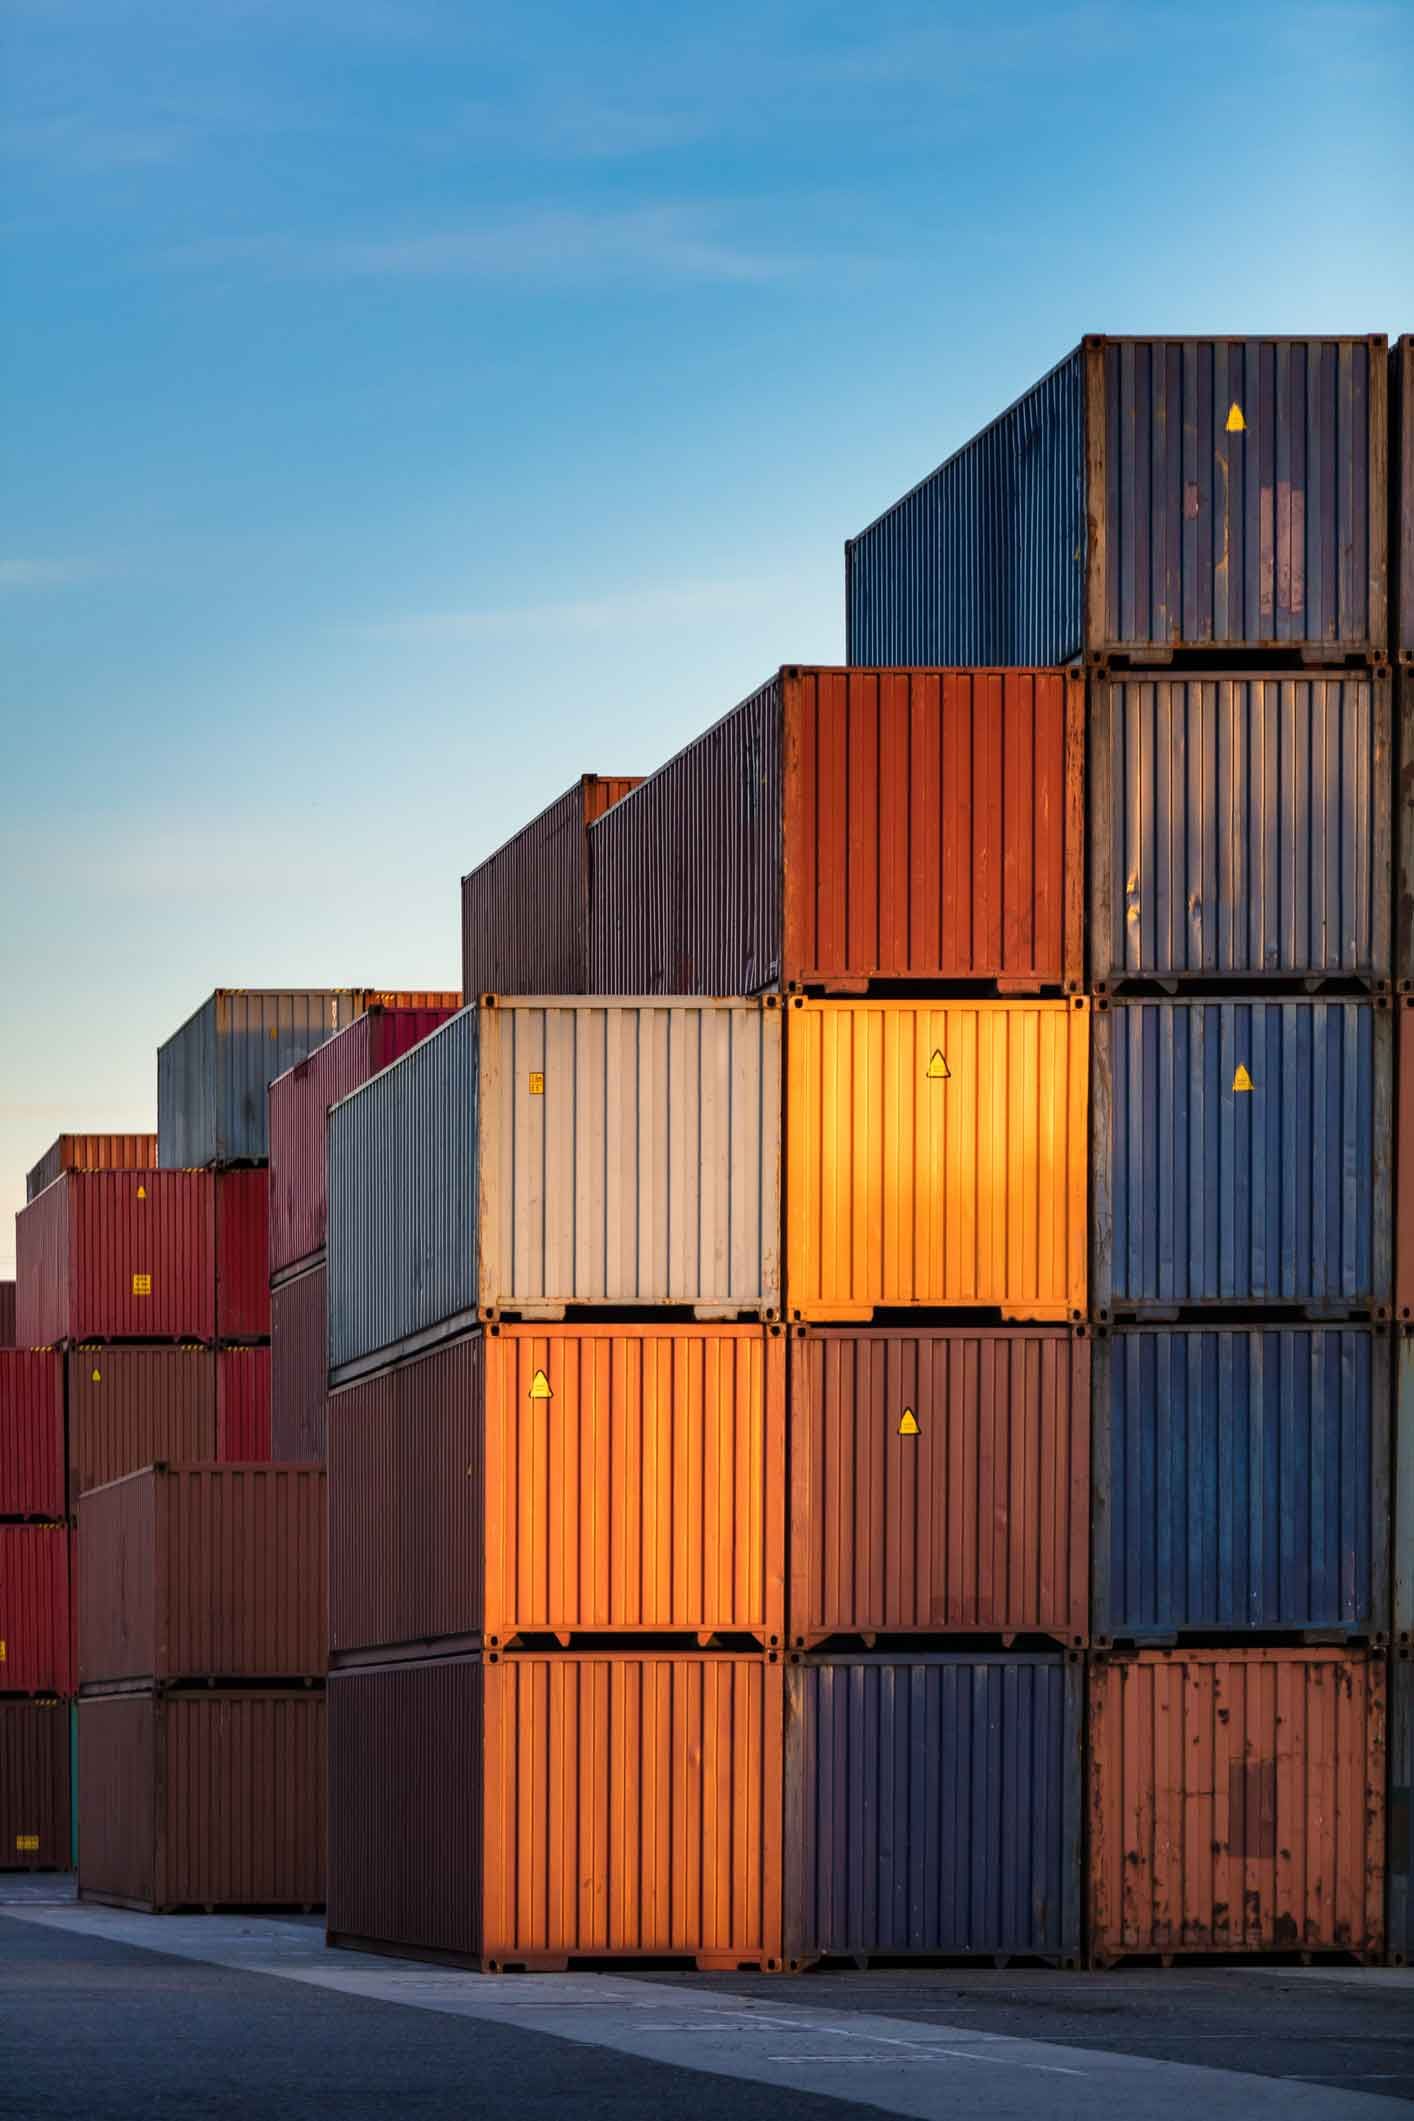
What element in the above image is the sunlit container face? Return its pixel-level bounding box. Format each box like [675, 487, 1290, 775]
[462, 775, 640, 1002]
[66, 1347, 217, 1498]
[25, 1134, 158, 1203]
[785, 999, 1089, 1322]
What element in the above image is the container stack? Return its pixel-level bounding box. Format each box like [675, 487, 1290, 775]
[0, 1345, 70, 1875]
[1393, 333, 1414, 1967]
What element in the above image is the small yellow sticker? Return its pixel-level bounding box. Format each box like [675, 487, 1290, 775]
[91, 1369, 102, 1384]
[136, 1184, 147, 1200]
[898, 1408, 920, 1437]
[925, 1051, 950, 1081]
[529, 1368, 553, 1402]
[528, 1071, 545, 1096]
[15, 1835, 39, 1852]
[1225, 401, 1246, 433]
[132, 1273, 152, 1297]
[1233, 1064, 1254, 1092]
[0, 1641, 6, 1662]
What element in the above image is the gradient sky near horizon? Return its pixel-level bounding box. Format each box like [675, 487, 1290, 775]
[3, 0, 1413, 1270]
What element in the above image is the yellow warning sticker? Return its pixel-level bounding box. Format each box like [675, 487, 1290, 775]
[528, 1071, 545, 1096]
[136, 1184, 147, 1200]
[1233, 1064, 1254, 1092]
[0, 1641, 6, 1662]
[1225, 401, 1246, 433]
[898, 1408, 920, 1437]
[529, 1368, 553, 1402]
[925, 1051, 950, 1081]
[15, 1835, 39, 1852]
[131, 1273, 152, 1297]
[91, 1369, 102, 1384]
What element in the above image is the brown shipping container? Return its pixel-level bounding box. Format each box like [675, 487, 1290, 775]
[216, 1348, 271, 1462]
[461, 775, 641, 1002]
[590, 668, 1083, 998]
[78, 1690, 325, 1911]
[271, 1263, 327, 1463]
[0, 1282, 15, 1347]
[0, 1700, 70, 1872]
[25, 1133, 158, 1204]
[1401, 998, 1414, 1320]
[78, 1465, 326, 1688]
[790, 1328, 1089, 1648]
[16, 1170, 215, 1346]
[1089, 1649, 1385, 1963]
[327, 1653, 784, 1968]
[67, 1347, 217, 1498]
[0, 1526, 73, 1695]
[329, 1325, 785, 1659]
[0, 1352, 66, 1520]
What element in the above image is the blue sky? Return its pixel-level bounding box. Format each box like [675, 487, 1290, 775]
[3, 0, 1412, 1266]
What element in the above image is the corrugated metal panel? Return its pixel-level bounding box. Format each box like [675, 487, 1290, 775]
[0, 1527, 72, 1694]
[785, 1655, 1082, 1961]
[790, 1329, 1089, 1647]
[78, 1691, 325, 1912]
[67, 1347, 217, 1498]
[1094, 1328, 1387, 1639]
[1093, 999, 1392, 1315]
[1397, 1333, 1413, 1645]
[215, 1168, 269, 1339]
[786, 999, 1088, 1322]
[78, 1465, 326, 1687]
[1092, 675, 1391, 987]
[0, 1282, 13, 1347]
[216, 1347, 271, 1462]
[0, 1700, 70, 1872]
[1391, 1650, 1412, 1962]
[25, 1134, 158, 1203]
[1399, 1001, 1414, 1319]
[158, 989, 369, 1168]
[271, 1263, 327, 1463]
[461, 775, 641, 1002]
[0, 1352, 65, 1519]
[1396, 338, 1413, 668]
[1401, 680, 1414, 990]
[1089, 1649, 1386, 1961]
[15, 1171, 216, 1346]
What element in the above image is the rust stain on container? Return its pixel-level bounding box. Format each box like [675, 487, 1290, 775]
[271, 1262, 327, 1463]
[67, 1347, 217, 1498]
[0, 1352, 65, 1519]
[461, 775, 641, 1002]
[0, 1526, 73, 1695]
[789, 1328, 1089, 1647]
[786, 999, 1088, 1321]
[25, 1134, 158, 1204]
[215, 1168, 270, 1339]
[0, 1700, 70, 1871]
[1088, 1649, 1386, 1963]
[216, 1348, 271, 1462]
[16, 1171, 216, 1346]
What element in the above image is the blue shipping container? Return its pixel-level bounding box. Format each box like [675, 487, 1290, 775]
[158, 990, 367, 1167]
[784, 1655, 1082, 1963]
[1093, 1327, 1388, 1641]
[1092, 999, 1392, 1316]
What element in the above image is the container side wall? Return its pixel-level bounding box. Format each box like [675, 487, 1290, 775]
[1397, 339, 1413, 666]
[271, 1264, 328, 1462]
[76, 1475, 157, 1688]
[1399, 1003, 1414, 1318]
[1392, 1653, 1412, 1960]
[0, 1353, 66, 1519]
[215, 1168, 270, 1339]
[160, 990, 365, 1167]
[1397, 1336, 1414, 1643]
[160, 1694, 326, 1909]
[0, 1528, 72, 1695]
[18, 1172, 217, 1344]
[463, 777, 640, 1001]
[77, 1694, 155, 1907]
[13, 1178, 70, 1349]
[0, 1701, 70, 1871]
[26, 1135, 158, 1203]
[216, 1348, 272, 1462]
[67, 1347, 217, 1498]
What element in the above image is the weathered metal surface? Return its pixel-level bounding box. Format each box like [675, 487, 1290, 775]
[67, 1346, 217, 1497]
[847, 337, 1387, 666]
[78, 1465, 326, 1688]
[0, 1700, 70, 1872]
[785, 1654, 1082, 1961]
[1396, 1333, 1414, 1645]
[1399, 1001, 1414, 1318]
[271, 1263, 327, 1463]
[1401, 679, 1414, 990]
[0, 1282, 13, 1347]
[462, 775, 640, 1002]
[16, 1171, 216, 1346]
[216, 1347, 271, 1462]
[590, 668, 1083, 996]
[0, 1526, 72, 1694]
[215, 1168, 269, 1340]
[0, 1352, 65, 1519]
[1391, 1650, 1412, 1962]
[78, 1691, 325, 1912]
[25, 1134, 157, 1204]
[1088, 1648, 1386, 1961]
[1092, 998, 1392, 1315]
[1394, 337, 1413, 668]
[1094, 1327, 1388, 1639]
[1092, 674, 1391, 987]
[786, 999, 1088, 1322]
[157, 989, 368, 1168]
[789, 1328, 1089, 1646]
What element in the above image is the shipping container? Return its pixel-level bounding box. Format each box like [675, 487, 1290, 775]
[1400, 1001, 1414, 1318]
[1092, 674, 1391, 989]
[328, 1000, 782, 1380]
[78, 1690, 325, 1912]
[25, 1134, 158, 1204]
[1397, 1332, 1413, 1645]
[589, 669, 1083, 998]
[785, 1655, 1082, 1963]
[268, 1003, 461, 1280]
[329, 1324, 784, 1661]
[0, 1527, 72, 1694]
[67, 1346, 217, 1498]
[214, 1168, 269, 1339]
[0, 1352, 65, 1520]
[461, 776, 639, 1004]
[1391, 1650, 1412, 1962]
[157, 989, 370, 1168]
[789, 1328, 1088, 1647]
[0, 1700, 70, 1872]
[0, 1283, 15, 1347]
[16, 1170, 216, 1346]
[846, 337, 1387, 668]
[271, 1263, 327, 1463]
[1093, 998, 1391, 1316]
[1090, 1648, 1385, 1962]
[1094, 1328, 1388, 1641]
[78, 1465, 325, 1688]
[328, 1652, 783, 1969]
[786, 998, 1088, 1323]
[1401, 682, 1414, 989]
[216, 1348, 271, 1463]
[1395, 337, 1413, 667]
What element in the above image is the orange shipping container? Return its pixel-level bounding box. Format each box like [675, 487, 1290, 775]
[786, 999, 1088, 1322]
[1089, 1649, 1385, 1964]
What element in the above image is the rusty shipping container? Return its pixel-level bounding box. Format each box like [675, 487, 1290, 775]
[846, 336, 1387, 668]
[0, 1527, 72, 1694]
[158, 988, 373, 1168]
[271, 1263, 327, 1463]
[327, 1652, 784, 1969]
[0, 1700, 70, 1872]
[1396, 336, 1413, 667]
[329, 1325, 785, 1661]
[67, 1347, 217, 1498]
[589, 669, 1084, 998]
[214, 1168, 269, 1339]
[16, 1170, 216, 1346]
[462, 776, 641, 1003]
[25, 1134, 158, 1204]
[1400, 1001, 1414, 1320]
[1094, 1328, 1388, 1642]
[0, 1282, 13, 1347]
[328, 1000, 782, 1381]
[78, 1465, 325, 1688]
[1093, 998, 1391, 1317]
[1089, 1648, 1385, 1962]
[786, 998, 1088, 1323]
[78, 1690, 325, 1912]
[216, 1348, 271, 1462]
[1092, 674, 1392, 990]
[0, 1352, 65, 1520]
[268, 1003, 460, 1280]
[1397, 1333, 1413, 1645]
[1392, 1650, 1412, 1962]
[789, 1328, 1089, 1648]
[785, 1655, 1082, 1963]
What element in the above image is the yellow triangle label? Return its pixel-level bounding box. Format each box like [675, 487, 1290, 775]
[1225, 401, 1246, 433]
[898, 1408, 920, 1436]
[528, 1368, 553, 1402]
[925, 1050, 950, 1080]
[1232, 1064, 1254, 1092]
[136, 1184, 147, 1199]
[91, 1369, 102, 1384]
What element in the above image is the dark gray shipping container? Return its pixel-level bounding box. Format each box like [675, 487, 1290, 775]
[1092, 999, 1392, 1317]
[785, 1654, 1082, 1964]
[461, 775, 640, 1002]
[158, 991, 366, 1167]
[847, 337, 1387, 668]
[1392, 1650, 1412, 1963]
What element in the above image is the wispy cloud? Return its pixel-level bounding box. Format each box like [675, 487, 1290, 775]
[0, 558, 90, 590]
[361, 577, 791, 641]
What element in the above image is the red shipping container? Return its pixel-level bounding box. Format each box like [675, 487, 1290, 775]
[67, 1347, 217, 1498]
[271, 1263, 327, 1462]
[16, 1171, 215, 1346]
[0, 1526, 73, 1694]
[460, 777, 640, 1007]
[268, 1004, 461, 1280]
[217, 1348, 271, 1461]
[0, 1353, 66, 1519]
[0, 1700, 70, 1872]
[0, 1282, 15, 1347]
[25, 1133, 158, 1204]
[215, 1168, 269, 1339]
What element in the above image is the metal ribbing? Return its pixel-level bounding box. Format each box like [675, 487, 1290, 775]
[68, 1347, 217, 1498]
[159, 990, 364, 1167]
[270, 1264, 328, 1463]
[0, 1526, 72, 1694]
[0, 1352, 65, 1518]
[160, 1694, 326, 1909]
